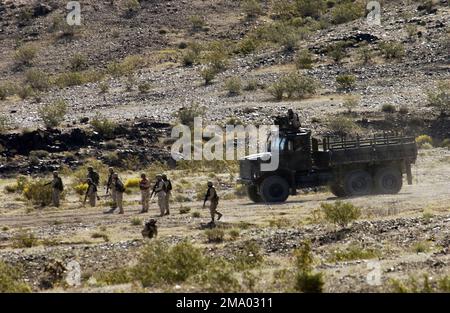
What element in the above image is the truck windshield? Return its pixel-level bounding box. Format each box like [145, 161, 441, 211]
[267, 135, 286, 152]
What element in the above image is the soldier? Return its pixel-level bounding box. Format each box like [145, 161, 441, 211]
[202, 181, 222, 223]
[87, 166, 100, 186]
[45, 171, 64, 207]
[112, 173, 125, 214]
[105, 167, 117, 213]
[141, 219, 158, 239]
[151, 174, 167, 217]
[287, 109, 301, 129]
[162, 174, 172, 216]
[84, 178, 97, 207]
[139, 173, 151, 214]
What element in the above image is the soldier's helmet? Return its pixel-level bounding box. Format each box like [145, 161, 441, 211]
[141, 173, 146, 178]
[112, 173, 118, 179]
[162, 174, 167, 179]
[88, 166, 94, 171]
[108, 167, 114, 173]
[53, 171, 59, 176]
[207, 181, 213, 187]
[156, 174, 162, 178]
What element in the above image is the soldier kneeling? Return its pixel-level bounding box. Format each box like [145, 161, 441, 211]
[141, 219, 158, 239]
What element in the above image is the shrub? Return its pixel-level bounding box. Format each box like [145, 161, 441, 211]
[244, 79, 258, 91]
[190, 15, 205, 31]
[124, 178, 140, 189]
[327, 42, 346, 63]
[242, 0, 263, 18]
[133, 241, 205, 286]
[90, 115, 118, 138]
[69, 53, 88, 71]
[192, 211, 201, 218]
[0, 83, 17, 100]
[17, 85, 34, 100]
[330, 243, 380, 262]
[22, 179, 54, 206]
[427, 81, 449, 116]
[441, 138, 450, 148]
[205, 228, 225, 243]
[238, 37, 259, 55]
[4, 184, 18, 193]
[71, 159, 109, 185]
[182, 49, 198, 66]
[293, 240, 324, 293]
[14, 44, 38, 67]
[415, 135, 433, 148]
[138, 82, 151, 93]
[331, 2, 365, 24]
[106, 55, 144, 77]
[412, 241, 432, 253]
[54, 71, 103, 88]
[399, 106, 409, 114]
[405, 24, 418, 41]
[343, 96, 358, 113]
[271, 0, 296, 20]
[381, 104, 396, 113]
[390, 274, 450, 293]
[379, 41, 405, 60]
[179, 206, 191, 214]
[176, 103, 205, 127]
[73, 183, 88, 195]
[229, 229, 240, 240]
[295, 0, 326, 19]
[295, 50, 314, 69]
[0, 115, 9, 133]
[38, 100, 67, 129]
[0, 261, 31, 292]
[233, 240, 263, 270]
[358, 45, 373, 64]
[124, 0, 141, 17]
[336, 74, 356, 91]
[99, 82, 109, 94]
[321, 201, 361, 228]
[195, 259, 241, 292]
[12, 230, 39, 248]
[200, 67, 217, 85]
[91, 232, 109, 242]
[269, 72, 317, 100]
[224, 77, 242, 96]
[25, 69, 50, 91]
[131, 217, 142, 226]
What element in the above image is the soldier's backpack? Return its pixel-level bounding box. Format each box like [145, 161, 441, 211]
[56, 178, 64, 192]
[116, 181, 126, 193]
[166, 180, 172, 191]
[91, 172, 100, 185]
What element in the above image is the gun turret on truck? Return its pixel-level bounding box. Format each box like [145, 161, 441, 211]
[239, 117, 418, 203]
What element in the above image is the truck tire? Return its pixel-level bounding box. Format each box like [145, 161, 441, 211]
[374, 167, 403, 194]
[329, 183, 347, 197]
[343, 170, 373, 196]
[246, 185, 263, 203]
[260, 176, 290, 203]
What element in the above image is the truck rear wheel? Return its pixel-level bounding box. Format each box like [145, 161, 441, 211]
[374, 167, 403, 194]
[343, 170, 373, 196]
[329, 183, 347, 197]
[260, 176, 290, 203]
[246, 185, 262, 203]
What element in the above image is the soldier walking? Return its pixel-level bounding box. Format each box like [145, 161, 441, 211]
[151, 174, 167, 217]
[202, 181, 222, 223]
[87, 166, 100, 201]
[105, 167, 117, 213]
[139, 173, 151, 213]
[45, 171, 64, 207]
[84, 178, 97, 207]
[112, 173, 125, 214]
[162, 174, 172, 216]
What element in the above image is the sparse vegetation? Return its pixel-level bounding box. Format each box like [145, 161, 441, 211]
[379, 41, 405, 60]
[13, 230, 39, 248]
[190, 15, 206, 32]
[415, 135, 433, 148]
[343, 96, 358, 113]
[38, 100, 67, 129]
[327, 116, 360, 135]
[331, 2, 365, 25]
[242, 0, 263, 18]
[90, 115, 118, 138]
[358, 45, 373, 64]
[224, 77, 242, 96]
[22, 179, 55, 207]
[14, 44, 38, 67]
[327, 42, 346, 63]
[427, 81, 449, 116]
[91, 232, 110, 242]
[295, 49, 314, 69]
[381, 104, 396, 113]
[131, 217, 142, 226]
[321, 201, 361, 228]
[269, 72, 317, 101]
[329, 243, 381, 262]
[205, 228, 225, 243]
[336, 74, 356, 91]
[294, 240, 324, 293]
[25, 69, 50, 91]
[390, 274, 450, 293]
[200, 66, 217, 85]
[70, 53, 88, 71]
[0, 261, 31, 292]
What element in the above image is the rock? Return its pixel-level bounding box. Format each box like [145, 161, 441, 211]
[33, 3, 53, 17]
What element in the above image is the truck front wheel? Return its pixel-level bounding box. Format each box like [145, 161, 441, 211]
[343, 170, 373, 196]
[329, 183, 347, 197]
[247, 185, 263, 203]
[260, 176, 290, 203]
[374, 167, 403, 194]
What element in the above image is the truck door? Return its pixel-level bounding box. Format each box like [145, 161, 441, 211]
[285, 135, 312, 172]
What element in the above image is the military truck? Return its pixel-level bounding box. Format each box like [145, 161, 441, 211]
[239, 118, 418, 203]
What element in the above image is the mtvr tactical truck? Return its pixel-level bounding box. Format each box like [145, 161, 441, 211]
[239, 118, 418, 203]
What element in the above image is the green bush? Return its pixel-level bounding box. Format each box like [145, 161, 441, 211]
[25, 69, 50, 91]
[379, 41, 405, 60]
[415, 135, 433, 148]
[69, 53, 88, 71]
[195, 259, 241, 292]
[336, 74, 356, 91]
[293, 240, 324, 293]
[237, 37, 259, 55]
[233, 240, 263, 270]
[295, 49, 314, 69]
[13, 230, 39, 248]
[38, 100, 67, 129]
[343, 96, 358, 113]
[0, 83, 17, 100]
[0, 115, 9, 133]
[176, 103, 205, 127]
[200, 67, 217, 85]
[242, 0, 263, 18]
[90, 115, 118, 138]
[179, 207, 191, 214]
[99, 82, 109, 94]
[133, 241, 205, 286]
[106, 55, 144, 77]
[0, 261, 31, 292]
[331, 2, 365, 25]
[190, 15, 205, 31]
[224, 77, 242, 96]
[330, 243, 380, 262]
[14, 44, 38, 67]
[192, 211, 201, 218]
[269, 72, 317, 100]
[244, 79, 258, 91]
[358, 45, 373, 64]
[321, 201, 361, 228]
[182, 49, 199, 66]
[295, 0, 326, 19]
[138, 82, 151, 93]
[54, 71, 103, 88]
[17, 85, 34, 100]
[22, 179, 55, 206]
[327, 42, 346, 63]
[229, 229, 240, 240]
[381, 104, 396, 113]
[427, 81, 449, 116]
[205, 228, 225, 243]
